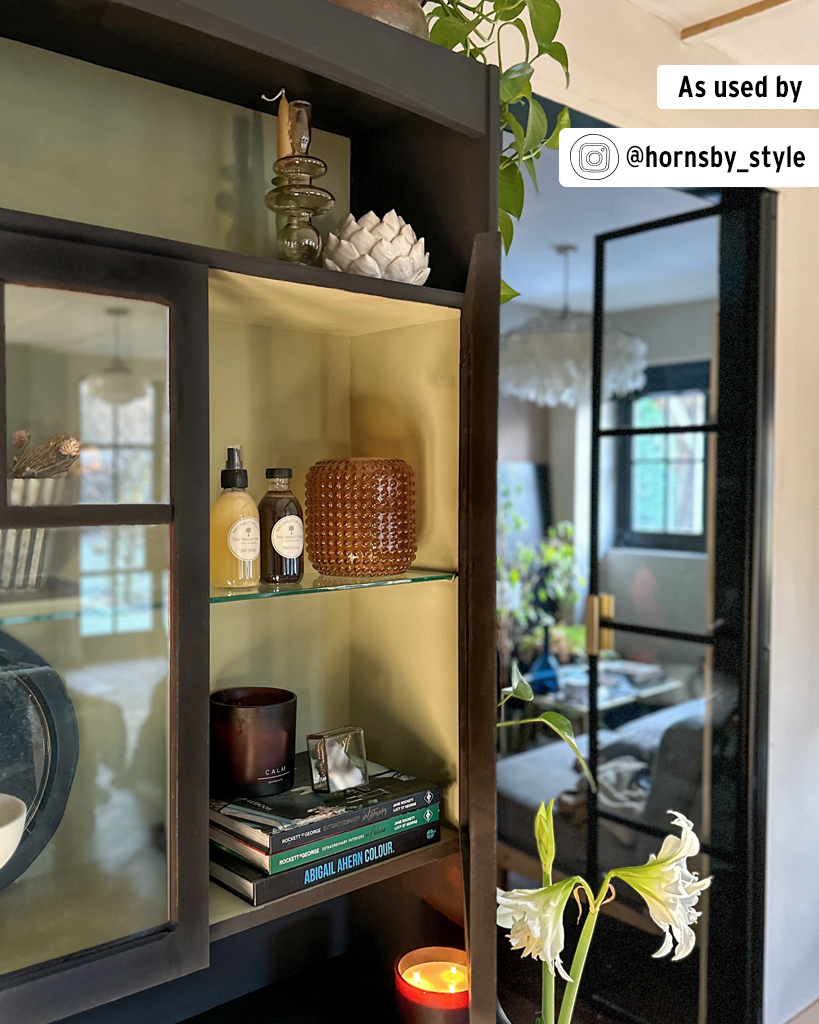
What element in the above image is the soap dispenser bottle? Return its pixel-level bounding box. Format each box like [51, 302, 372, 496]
[210, 446, 260, 589]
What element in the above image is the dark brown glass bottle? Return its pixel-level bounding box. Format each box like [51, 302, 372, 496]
[258, 468, 304, 583]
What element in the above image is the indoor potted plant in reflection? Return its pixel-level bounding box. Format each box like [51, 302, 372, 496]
[496, 676, 711, 1024]
[496, 492, 579, 695]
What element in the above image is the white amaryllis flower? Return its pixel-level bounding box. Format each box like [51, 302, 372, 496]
[496, 877, 581, 980]
[611, 811, 711, 961]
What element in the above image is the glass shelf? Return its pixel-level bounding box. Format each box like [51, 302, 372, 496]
[210, 568, 456, 604]
[0, 588, 165, 627]
[0, 570, 456, 625]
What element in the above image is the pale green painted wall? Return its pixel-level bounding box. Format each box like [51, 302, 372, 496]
[0, 37, 350, 254]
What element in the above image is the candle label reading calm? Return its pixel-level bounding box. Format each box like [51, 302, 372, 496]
[228, 517, 261, 560]
[272, 515, 304, 558]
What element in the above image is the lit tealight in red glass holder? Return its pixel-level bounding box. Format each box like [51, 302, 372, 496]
[395, 947, 469, 1024]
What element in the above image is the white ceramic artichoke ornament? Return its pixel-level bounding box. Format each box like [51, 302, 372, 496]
[325, 210, 430, 285]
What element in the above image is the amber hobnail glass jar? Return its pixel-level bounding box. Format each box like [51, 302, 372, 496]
[305, 457, 417, 576]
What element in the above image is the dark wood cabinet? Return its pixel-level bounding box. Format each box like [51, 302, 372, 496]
[0, 4, 499, 1022]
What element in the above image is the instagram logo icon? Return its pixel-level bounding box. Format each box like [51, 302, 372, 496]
[570, 134, 619, 179]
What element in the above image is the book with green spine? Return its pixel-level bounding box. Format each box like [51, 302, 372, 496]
[209, 822, 442, 906]
[211, 804, 440, 874]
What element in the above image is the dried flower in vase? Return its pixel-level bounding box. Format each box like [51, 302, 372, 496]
[9, 433, 81, 479]
[9, 430, 31, 478]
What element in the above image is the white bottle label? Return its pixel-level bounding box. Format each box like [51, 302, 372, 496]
[228, 517, 260, 561]
[272, 515, 304, 558]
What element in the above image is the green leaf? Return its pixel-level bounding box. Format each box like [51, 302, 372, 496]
[499, 162, 524, 219]
[524, 0, 561, 51]
[429, 15, 471, 48]
[497, 0, 526, 19]
[499, 62, 534, 104]
[522, 155, 539, 190]
[502, 108, 525, 157]
[545, 104, 571, 149]
[508, 17, 531, 61]
[535, 800, 556, 879]
[510, 660, 534, 701]
[501, 279, 520, 303]
[498, 208, 514, 255]
[542, 40, 570, 85]
[537, 712, 596, 791]
[523, 96, 549, 153]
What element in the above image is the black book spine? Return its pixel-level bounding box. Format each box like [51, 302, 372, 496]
[210, 822, 441, 905]
[220, 783, 441, 854]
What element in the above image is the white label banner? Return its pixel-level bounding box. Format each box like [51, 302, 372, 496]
[657, 65, 819, 109]
[559, 128, 819, 187]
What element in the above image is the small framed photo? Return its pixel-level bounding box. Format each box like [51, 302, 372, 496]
[307, 726, 368, 793]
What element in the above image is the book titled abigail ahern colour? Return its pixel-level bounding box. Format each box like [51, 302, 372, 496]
[210, 822, 441, 906]
[211, 804, 440, 874]
[209, 752, 440, 855]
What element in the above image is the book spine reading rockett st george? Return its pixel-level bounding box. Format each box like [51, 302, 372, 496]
[210, 782, 441, 854]
[210, 822, 441, 905]
[211, 804, 441, 874]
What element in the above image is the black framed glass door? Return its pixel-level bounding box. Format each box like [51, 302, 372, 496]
[584, 191, 774, 1024]
[0, 229, 211, 1023]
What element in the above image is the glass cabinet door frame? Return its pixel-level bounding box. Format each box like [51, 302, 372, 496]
[586, 190, 775, 1024]
[0, 228, 211, 1023]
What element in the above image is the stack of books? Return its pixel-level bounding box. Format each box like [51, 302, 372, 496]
[209, 752, 442, 906]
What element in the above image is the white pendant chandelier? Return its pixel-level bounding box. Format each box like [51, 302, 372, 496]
[500, 245, 648, 409]
[85, 308, 148, 405]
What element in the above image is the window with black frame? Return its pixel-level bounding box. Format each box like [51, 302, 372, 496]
[615, 362, 710, 553]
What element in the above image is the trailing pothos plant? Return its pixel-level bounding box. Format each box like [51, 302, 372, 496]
[426, 0, 571, 302]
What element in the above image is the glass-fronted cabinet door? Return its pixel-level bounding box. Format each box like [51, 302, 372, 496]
[0, 230, 210, 1024]
[584, 193, 772, 1024]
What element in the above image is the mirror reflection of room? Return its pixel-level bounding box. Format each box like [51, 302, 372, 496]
[496, 145, 722, 1022]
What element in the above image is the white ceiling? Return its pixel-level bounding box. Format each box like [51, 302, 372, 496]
[623, 0, 751, 31]
[623, 0, 819, 62]
[4, 285, 168, 359]
[699, 0, 819, 62]
[502, 148, 718, 312]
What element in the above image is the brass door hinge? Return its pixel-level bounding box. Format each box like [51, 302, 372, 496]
[585, 593, 615, 655]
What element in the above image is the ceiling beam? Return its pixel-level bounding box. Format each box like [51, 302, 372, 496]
[681, 0, 798, 39]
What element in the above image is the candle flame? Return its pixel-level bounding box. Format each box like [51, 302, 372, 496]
[402, 961, 469, 994]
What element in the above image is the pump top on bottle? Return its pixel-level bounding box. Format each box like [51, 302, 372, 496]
[210, 446, 260, 589]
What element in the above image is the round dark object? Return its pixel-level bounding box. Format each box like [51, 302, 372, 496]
[210, 687, 297, 797]
[0, 630, 79, 894]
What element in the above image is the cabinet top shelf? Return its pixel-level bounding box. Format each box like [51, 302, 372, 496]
[0, 207, 467, 313]
[0, 0, 492, 138]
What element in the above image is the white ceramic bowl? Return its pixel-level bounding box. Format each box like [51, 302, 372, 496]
[0, 794, 26, 871]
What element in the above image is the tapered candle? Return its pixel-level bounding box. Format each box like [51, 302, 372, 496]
[277, 92, 291, 160]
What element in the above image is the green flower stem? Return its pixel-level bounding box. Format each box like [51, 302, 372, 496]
[556, 879, 610, 1024]
[542, 960, 555, 1024]
[542, 865, 555, 1024]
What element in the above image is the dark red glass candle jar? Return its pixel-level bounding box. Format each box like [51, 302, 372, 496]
[395, 947, 469, 1024]
[210, 687, 297, 798]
